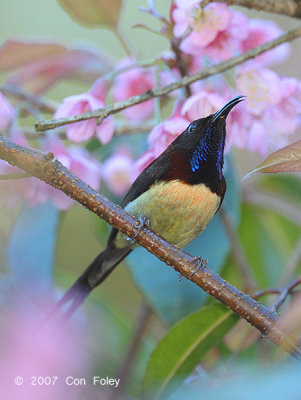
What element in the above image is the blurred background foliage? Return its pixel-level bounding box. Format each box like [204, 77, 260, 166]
[0, 1, 301, 399]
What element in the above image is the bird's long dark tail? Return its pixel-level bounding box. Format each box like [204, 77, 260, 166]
[48, 245, 132, 322]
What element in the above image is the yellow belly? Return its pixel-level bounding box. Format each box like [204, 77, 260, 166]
[115, 180, 221, 249]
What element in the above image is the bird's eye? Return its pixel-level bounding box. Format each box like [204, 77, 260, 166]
[188, 123, 196, 134]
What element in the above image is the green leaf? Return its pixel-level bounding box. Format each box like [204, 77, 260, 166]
[57, 0, 123, 28]
[238, 203, 301, 287]
[258, 175, 301, 205]
[244, 140, 301, 180]
[143, 304, 238, 400]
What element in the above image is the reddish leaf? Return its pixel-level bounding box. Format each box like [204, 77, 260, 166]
[5, 49, 102, 94]
[244, 140, 301, 180]
[0, 39, 112, 94]
[0, 40, 67, 72]
[58, 0, 123, 28]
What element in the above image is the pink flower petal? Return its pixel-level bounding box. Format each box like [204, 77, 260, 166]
[102, 153, 133, 196]
[236, 68, 281, 116]
[112, 58, 155, 122]
[0, 92, 14, 131]
[96, 115, 115, 145]
[181, 90, 225, 121]
[240, 19, 290, 67]
[66, 119, 97, 142]
[248, 121, 268, 155]
[55, 92, 112, 144]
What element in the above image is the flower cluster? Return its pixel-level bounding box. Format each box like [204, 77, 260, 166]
[173, 1, 249, 61]
[132, 0, 300, 173]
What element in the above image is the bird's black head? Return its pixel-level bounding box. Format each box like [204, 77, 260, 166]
[168, 95, 245, 194]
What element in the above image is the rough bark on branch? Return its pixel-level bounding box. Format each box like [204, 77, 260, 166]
[0, 135, 301, 359]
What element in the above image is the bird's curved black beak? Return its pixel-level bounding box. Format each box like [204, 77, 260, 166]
[212, 95, 246, 122]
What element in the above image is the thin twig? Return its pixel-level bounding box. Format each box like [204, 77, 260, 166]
[0, 85, 57, 114]
[139, 0, 170, 26]
[253, 288, 282, 300]
[271, 277, 301, 312]
[35, 27, 301, 132]
[220, 208, 257, 292]
[253, 277, 301, 312]
[1, 136, 301, 359]
[23, 122, 153, 140]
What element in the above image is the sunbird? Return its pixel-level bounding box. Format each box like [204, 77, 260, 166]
[56, 95, 245, 318]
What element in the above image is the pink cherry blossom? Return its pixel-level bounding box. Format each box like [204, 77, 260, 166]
[247, 120, 268, 156]
[148, 116, 190, 157]
[112, 58, 155, 122]
[201, 10, 249, 61]
[225, 99, 253, 151]
[263, 77, 301, 134]
[175, 0, 199, 10]
[0, 92, 14, 131]
[102, 152, 133, 196]
[54, 92, 114, 145]
[235, 74, 301, 156]
[89, 76, 108, 100]
[178, 3, 232, 54]
[240, 19, 290, 67]
[172, 0, 199, 37]
[236, 68, 281, 116]
[132, 150, 156, 181]
[181, 90, 226, 121]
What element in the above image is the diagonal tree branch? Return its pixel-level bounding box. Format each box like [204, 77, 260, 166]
[34, 27, 301, 132]
[1, 135, 301, 359]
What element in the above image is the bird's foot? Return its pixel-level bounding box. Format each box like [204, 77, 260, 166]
[178, 257, 208, 281]
[127, 214, 150, 243]
[190, 257, 208, 277]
